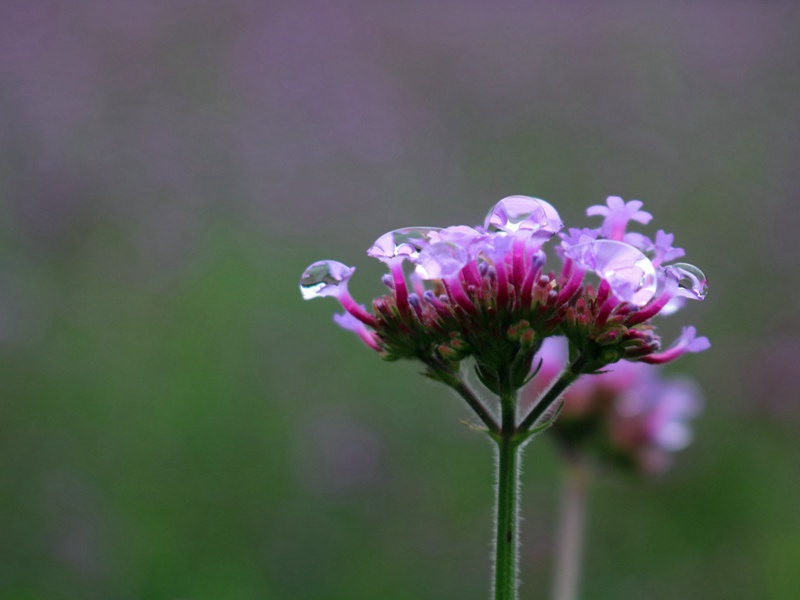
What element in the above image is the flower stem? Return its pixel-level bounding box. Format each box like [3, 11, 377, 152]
[493, 433, 522, 600]
[518, 357, 585, 433]
[492, 374, 522, 600]
[551, 459, 588, 600]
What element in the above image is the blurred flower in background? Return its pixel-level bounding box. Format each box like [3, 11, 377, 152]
[525, 336, 703, 475]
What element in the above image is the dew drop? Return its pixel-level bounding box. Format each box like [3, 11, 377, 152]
[415, 242, 470, 280]
[665, 263, 708, 300]
[567, 240, 657, 306]
[367, 227, 441, 263]
[484, 196, 563, 235]
[299, 260, 355, 300]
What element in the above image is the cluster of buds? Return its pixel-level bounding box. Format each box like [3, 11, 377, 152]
[300, 195, 709, 395]
[524, 337, 703, 475]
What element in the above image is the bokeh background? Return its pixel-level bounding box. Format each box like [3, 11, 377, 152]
[1, 1, 799, 599]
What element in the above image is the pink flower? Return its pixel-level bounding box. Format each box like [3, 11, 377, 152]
[525, 337, 704, 475]
[300, 194, 710, 386]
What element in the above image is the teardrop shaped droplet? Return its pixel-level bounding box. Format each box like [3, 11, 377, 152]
[665, 263, 708, 300]
[415, 242, 469, 280]
[484, 196, 563, 235]
[299, 260, 355, 300]
[567, 240, 657, 306]
[367, 227, 441, 263]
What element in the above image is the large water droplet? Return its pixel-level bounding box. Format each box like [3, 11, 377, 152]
[484, 196, 563, 235]
[567, 240, 657, 306]
[367, 227, 441, 263]
[429, 225, 483, 244]
[415, 242, 469, 280]
[299, 260, 355, 300]
[665, 263, 708, 300]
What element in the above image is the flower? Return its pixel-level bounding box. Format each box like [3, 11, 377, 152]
[525, 337, 704, 475]
[299, 195, 709, 389]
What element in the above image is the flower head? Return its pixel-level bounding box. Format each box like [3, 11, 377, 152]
[525, 337, 704, 475]
[300, 195, 709, 389]
[586, 196, 652, 241]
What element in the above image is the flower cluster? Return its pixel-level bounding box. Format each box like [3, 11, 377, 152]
[524, 337, 703, 475]
[300, 196, 709, 390]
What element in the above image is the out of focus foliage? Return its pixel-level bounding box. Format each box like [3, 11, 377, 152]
[1, 2, 799, 598]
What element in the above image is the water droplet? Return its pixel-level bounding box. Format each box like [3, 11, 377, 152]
[415, 242, 469, 280]
[367, 227, 441, 263]
[567, 240, 657, 306]
[484, 196, 563, 235]
[299, 260, 355, 300]
[428, 225, 484, 247]
[665, 263, 708, 300]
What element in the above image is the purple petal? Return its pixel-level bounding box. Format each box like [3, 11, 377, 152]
[415, 241, 470, 280]
[333, 312, 380, 351]
[658, 295, 686, 316]
[640, 326, 711, 364]
[653, 230, 685, 266]
[586, 205, 609, 217]
[647, 379, 704, 450]
[607, 196, 626, 211]
[588, 196, 653, 240]
[623, 232, 653, 252]
[476, 233, 514, 264]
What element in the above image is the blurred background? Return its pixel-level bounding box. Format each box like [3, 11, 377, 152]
[1, 1, 799, 598]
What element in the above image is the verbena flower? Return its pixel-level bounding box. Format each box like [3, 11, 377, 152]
[300, 194, 709, 600]
[524, 337, 703, 475]
[300, 195, 709, 390]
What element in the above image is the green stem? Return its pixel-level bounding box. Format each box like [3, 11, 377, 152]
[494, 434, 521, 600]
[518, 357, 585, 434]
[493, 376, 521, 600]
[551, 459, 588, 600]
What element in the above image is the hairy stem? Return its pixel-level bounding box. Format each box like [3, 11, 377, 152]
[493, 434, 521, 600]
[493, 377, 521, 600]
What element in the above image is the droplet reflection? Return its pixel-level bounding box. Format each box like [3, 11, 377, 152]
[665, 263, 708, 300]
[567, 240, 657, 306]
[299, 260, 355, 299]
[367, 227, 441, 263]
[484, 195, 563, 236]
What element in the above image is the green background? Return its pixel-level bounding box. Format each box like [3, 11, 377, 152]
[1, 2, 798, 598]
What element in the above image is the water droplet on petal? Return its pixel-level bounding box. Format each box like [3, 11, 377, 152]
[428, 226, 485, 253]
[665, 263, 708, 300]
[484, 196, 563, 235]
[415, 242, 469, 280]
[367, 227, 441, 263]
[567, 240, 657, 306]
[300, 260, 355, 300]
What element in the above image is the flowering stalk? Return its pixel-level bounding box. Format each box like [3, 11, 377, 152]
[524, 336, 706, 599]
[551, 458, 587, 600]
[494, 423, 521, 600]
[299, 195, 709, 599]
